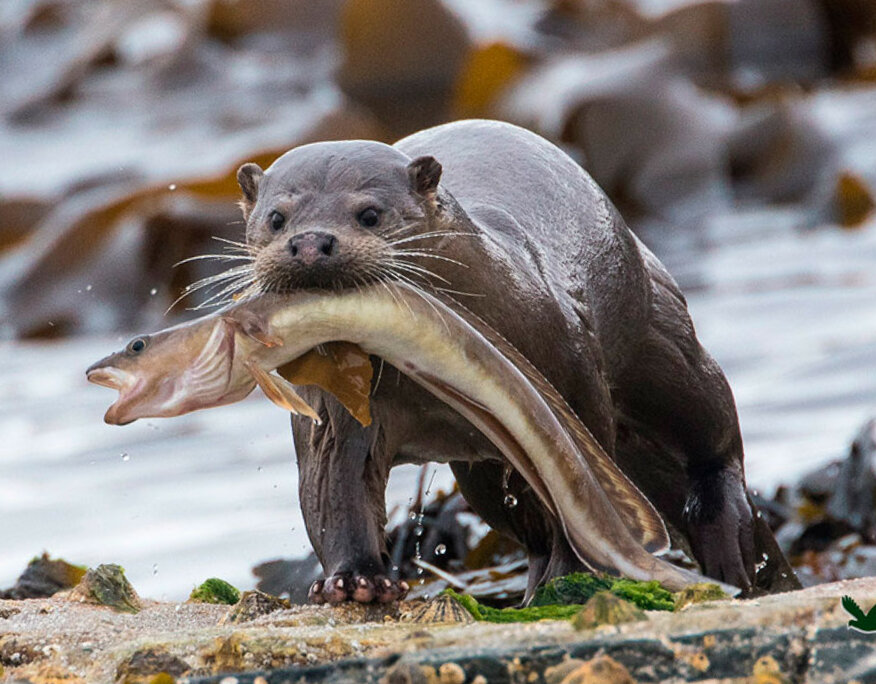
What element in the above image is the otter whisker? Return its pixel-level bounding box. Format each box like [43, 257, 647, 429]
[174, 253, 255, 267]
[388, 259, 452, 285]
[435, 286, 487, 298]
[382, 269, 450, 332]
[381, 219, 423, 242]
[364, 265, 411, 315]
[372, 357, 385, 397]
[167, 263, 255, 313]
[181, 265, 255, 295]
[392, 250, 469, 268]
[386, 231, 474, 247]
[190, 274, 258, 310]
[212, 236, 253, 252]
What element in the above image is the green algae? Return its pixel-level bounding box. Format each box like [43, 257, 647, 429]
[532, 573, 675, 612]
[189, 578, 241, 605]
[444, 572, 676, 624]
[443, 589, 582, 623]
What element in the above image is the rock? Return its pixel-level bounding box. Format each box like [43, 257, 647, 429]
[6, 662, 86, 683]
[0, 554, 87, 600]
[558, 655, 636, 684]
[0, 634, 43, 666]
[381, 662, 429, 684]
[438, 662, 466, 684]
[68, 564, 140, 613]
[673, 583, 730, 610]
[222, 590, 290, 624]
[115, 648, 191, 683]
[403, 594, 475, 625]
[752, 654, 790, 684]
[835, 171, 876, 228]
[571, 592, 646, 631]
[545, 658, 588, 684]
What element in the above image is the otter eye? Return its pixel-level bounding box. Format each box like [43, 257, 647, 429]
[269, 210, 286, 232]
[126, 337, 148, 355]
[357, 207, 380, 228]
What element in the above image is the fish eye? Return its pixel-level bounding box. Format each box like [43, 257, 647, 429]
[126, 337, 148, 355]
[357, 207, 380, 228]
[269, 210, 286, 232]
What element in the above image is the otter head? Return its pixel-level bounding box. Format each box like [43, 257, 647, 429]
[237, 141, 443, 293]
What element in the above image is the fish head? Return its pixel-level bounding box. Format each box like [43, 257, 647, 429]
[86, 318, 238, 425]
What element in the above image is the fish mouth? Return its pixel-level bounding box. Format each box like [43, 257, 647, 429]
[86, 367, 128, 390]
[86, 366, 140, 425]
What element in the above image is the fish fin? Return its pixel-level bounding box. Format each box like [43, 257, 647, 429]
[246, 360, 321, 423]
[277, 342, 373, 427]
[223, 310, 283, 348]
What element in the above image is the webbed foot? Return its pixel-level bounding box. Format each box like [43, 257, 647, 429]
[308, 573, 410, 604]
[685, 468, 756, 592]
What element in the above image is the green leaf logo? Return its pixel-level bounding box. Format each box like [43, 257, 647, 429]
[842, 595, 876, 633]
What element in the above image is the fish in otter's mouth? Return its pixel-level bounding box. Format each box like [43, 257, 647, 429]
[85, 282, 738, 595]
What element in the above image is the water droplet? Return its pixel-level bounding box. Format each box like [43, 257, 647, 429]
[408, 511, 417, 520]
[503, 494, 518, 508]
[121, 452, 130, 462]
[414, 525, 424, 537]
[85, 284, 92, 291]
[435, 544, 447, 555]
[256, 466, 263, 472]
[168, 183, 177, 191]
[150, 287, 158, 296]
[152, 563, 158, 575]
[273, 484, 278, 489]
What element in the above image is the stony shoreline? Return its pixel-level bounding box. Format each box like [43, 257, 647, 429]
[2, 577, 876, 683]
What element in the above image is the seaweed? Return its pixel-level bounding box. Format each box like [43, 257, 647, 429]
[446, 572, 676, 623]
[443, 589, 582, 623]
[189, 578, 241, 605]
[532, 573, 675, 612]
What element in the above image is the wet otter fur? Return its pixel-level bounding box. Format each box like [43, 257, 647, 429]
[235, 119, 798, 603]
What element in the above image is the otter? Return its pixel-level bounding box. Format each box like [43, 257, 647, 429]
[235, 119, 798, 603]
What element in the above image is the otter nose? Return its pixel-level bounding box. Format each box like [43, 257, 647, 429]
[288, 231, 338, 265]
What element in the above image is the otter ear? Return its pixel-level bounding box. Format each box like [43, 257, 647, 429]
[408, 156, 442, 199]
[237, 163, 264, 205]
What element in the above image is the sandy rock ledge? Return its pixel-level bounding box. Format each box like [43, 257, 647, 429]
[2, 578, 876, 683]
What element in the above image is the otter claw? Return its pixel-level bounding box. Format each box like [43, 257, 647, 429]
[308, 579, 326, 604]
[352, 575, 375, 602]
[308, 573, 410, 604]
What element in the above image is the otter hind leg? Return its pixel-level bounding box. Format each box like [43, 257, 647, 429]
[614, 267, 797, 593]
[293, 389, 409, 604]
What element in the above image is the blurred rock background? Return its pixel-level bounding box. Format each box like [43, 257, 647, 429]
[1, 0, 875, 599]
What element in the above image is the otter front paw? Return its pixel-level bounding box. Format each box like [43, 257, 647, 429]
[685, 469, 756, 592]
[308, 574, 410, 604]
